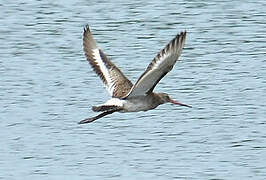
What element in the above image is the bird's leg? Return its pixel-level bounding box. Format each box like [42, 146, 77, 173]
[78, 109, 120, 124]
[92, 105, 121, 112]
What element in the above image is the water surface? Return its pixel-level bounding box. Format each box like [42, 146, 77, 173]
[1, 0, 266, 179]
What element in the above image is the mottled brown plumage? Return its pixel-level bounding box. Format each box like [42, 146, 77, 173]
[126, 31, 186, 98]
[83, 25, 133, 98]
[79, 25, 190, 124]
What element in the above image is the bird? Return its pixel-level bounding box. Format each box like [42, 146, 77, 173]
[79, 25, 191, 124]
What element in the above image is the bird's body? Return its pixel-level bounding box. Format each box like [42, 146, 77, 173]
[122, 94, 162, 112]
[79, 25, 191, 124]
[94, 93, 164, 113]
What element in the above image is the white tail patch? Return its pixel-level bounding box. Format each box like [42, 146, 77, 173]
[104, 98, 125, 107]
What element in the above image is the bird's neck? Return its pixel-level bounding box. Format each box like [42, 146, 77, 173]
[151, 93, 166, 105]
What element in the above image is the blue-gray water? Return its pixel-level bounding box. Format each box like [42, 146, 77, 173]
[1, 0, 266, 179]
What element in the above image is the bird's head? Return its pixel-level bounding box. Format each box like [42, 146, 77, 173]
[157, 93, 192, 108]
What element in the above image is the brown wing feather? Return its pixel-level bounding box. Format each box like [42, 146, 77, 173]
[125, 31, 187, 98]
[83, 25, 133, 98]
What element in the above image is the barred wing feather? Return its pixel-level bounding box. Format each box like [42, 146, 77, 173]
[83, 25, 133, 98]
[126, 31, 186, 98]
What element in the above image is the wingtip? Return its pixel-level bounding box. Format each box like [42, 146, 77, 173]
[173, 30, 187, 42]
[179, 30, 187, 37]
[84, 24, 91, 33]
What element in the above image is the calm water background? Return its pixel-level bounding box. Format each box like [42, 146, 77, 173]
[1, 0, 266, 179]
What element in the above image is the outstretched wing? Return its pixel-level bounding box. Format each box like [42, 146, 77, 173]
[125, 31, 187, 98]
[83, 25, 133, 98]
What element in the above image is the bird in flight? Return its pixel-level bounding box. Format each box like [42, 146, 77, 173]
[79, 25, 191, 124]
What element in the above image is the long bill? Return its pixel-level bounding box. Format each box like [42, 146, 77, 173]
[169, 99, 192, 108]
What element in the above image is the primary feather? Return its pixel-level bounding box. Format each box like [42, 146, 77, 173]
[125, 31, 186, 98]
[83, 25, 133, 98]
